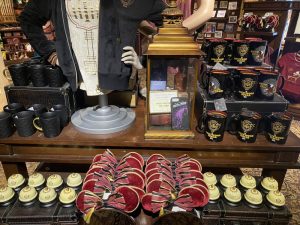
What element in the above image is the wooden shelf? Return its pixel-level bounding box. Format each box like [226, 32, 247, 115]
[2, 35, 25, 39]
[0, 27, 21, 32]
[206, 63, 273, 70]
[210, 17, 228, 21]
[240, 31, 278, 37]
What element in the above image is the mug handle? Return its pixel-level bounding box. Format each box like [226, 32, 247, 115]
[277, 75, 285, 91]
[196, 112, 207, 134]
[228, 114, 240, 135]
[33, 117, 43, 131]
[3, 69, 12, 81]
[225, 74, 236, 98]
[199, 63, 208, 89]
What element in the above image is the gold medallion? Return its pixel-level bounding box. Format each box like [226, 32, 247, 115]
[238, 44, 249, 57]
[120, 0, 135, 8]
[214, 45, 225, 58]
[272, 122, 285, 135]
[241, 120, 255, 133]
[242, 78, 255, 91]
[208, 120, 221, 133]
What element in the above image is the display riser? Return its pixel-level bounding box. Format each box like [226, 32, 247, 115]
[195, 86, 289, 131]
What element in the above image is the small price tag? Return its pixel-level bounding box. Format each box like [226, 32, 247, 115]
[244, 12, 253, 16]
[214, 98, 227, 112]
[195, 210, 201, 218]
[264, 12, 274, 17]
[172, 206, 186, 212]
[212, 63, 227, 71]
[102, 192, 111, 200]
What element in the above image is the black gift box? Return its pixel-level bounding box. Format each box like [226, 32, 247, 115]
[4, 200, 79, 225]
[195, 86, 289, 130]
[202, 199, 291, 225]
[4, 83, 75, 118]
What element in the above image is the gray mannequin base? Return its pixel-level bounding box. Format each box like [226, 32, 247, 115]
[71, 105, 136, 135]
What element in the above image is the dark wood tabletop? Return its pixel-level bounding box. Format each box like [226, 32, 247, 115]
[0, 100, 299, 189]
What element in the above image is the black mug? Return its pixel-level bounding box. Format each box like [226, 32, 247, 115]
[27, 104, 48, 117]
[28, 64, 47, 87]
[13, 111, 36, 137]
[258, 71, 284, 100]
[33, 112, 61, 138]
[44, 66, 65, 87]
[23, 59, 42, 79]
[201, 38, 216, 61]
[198, 110, 227, 142]
[0, 112, 14, 138]
[229, 110, 262, 143]
[207, 70, 233, 99]
[7, 64, 29, 86]
[208, 40, 227, 65]
[265, 112, 293, 144]
[3, 103, 25, 115]
[234, 71, 259, 100]
[231, 40, 249, 66]
[50, 104, 69, 128]
[248, 40, 268, 66]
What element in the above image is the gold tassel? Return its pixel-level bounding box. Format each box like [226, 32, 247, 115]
[159, 207, 165, 217]
[83, 207, 95, 224]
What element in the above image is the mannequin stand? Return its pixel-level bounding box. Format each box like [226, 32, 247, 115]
[71, 94, 136, 134]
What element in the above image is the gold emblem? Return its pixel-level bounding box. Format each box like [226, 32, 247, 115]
[213, 45, 225, 58]
[242, 78, 255, 91]
[120, 0, 135, 8]
[272, 122, 286, 135]
[208, 120, 221, 133]
[238, 44, 249, 57]
[241, 120, 255, 133]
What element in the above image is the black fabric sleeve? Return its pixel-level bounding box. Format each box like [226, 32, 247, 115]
[19, 0, 56, 60]
[147, 0, 165, 26]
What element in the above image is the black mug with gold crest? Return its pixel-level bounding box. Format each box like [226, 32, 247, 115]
[231, 40, 249, 66]
[207, 70, 232, 99]
[265, 112, 293, 145]
[229, 110, 262, 143]
[234, 71, 259, 100]
[208, 40, 227, 65]
[258, 71, 284, 100]
[198, 110, 227, 142]
[248, 40, 267, 66]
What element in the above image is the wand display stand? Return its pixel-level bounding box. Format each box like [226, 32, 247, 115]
[71, 94, 135, 134]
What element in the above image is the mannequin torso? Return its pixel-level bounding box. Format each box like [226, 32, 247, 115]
[66, 0, 103, 96]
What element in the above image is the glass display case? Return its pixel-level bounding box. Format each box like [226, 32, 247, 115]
[145, 0, 203, 139]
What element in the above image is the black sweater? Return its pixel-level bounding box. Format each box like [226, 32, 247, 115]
[20, 0, 164, 91]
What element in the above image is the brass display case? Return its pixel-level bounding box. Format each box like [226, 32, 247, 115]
[145, 0, 203, 139]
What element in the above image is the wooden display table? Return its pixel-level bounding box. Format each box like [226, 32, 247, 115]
[0, 101, 299, 189]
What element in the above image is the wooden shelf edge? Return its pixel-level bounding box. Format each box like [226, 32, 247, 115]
[240, 31, 278, 37]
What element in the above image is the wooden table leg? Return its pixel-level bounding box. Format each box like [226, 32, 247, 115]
[262, 168, 287, 190]
[1, 162, 28, 179]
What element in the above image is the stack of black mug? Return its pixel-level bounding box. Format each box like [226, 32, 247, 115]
[198, 109, 293, 145]
[204, 68, 284, 101]
[5, 59, 65, 87]
[0, 103, 69, 139]
[202, 38, 268, 67]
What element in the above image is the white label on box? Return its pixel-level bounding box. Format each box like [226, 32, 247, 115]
[102, 192, 111, 200]
[149, 90, 178, 114]
[264, 12, 274, 17]
[214, 98, 227, 111]
[172, 206, 186, 212]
